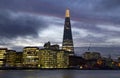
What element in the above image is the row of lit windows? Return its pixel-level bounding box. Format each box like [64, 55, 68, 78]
[0, 61, 3, 65]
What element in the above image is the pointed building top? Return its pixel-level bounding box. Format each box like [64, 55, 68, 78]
[65, 9, 70, 17]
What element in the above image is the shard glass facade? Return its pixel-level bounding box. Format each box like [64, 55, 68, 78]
[62, 9, 74, 55]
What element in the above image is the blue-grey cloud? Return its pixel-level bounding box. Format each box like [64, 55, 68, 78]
[96, 0, 120, 11]
[0, 0, 120, 24]
[0, 10, 47, 39]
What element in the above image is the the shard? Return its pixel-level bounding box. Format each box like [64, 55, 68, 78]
[62, 9, 74, 55]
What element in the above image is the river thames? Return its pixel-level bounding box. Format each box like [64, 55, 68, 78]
[0, 70, 120, 78]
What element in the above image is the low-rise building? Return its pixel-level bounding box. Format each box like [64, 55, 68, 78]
[38, 49, 57, 68]
[57, 50, 69, 68]
[38, 49, 69, 68]
[16, 52, 23, 67]
[6, 50, 16, 67]
[23, 47, 39, 67]
[0, 48, 7, 67]
[83, 52, 101, 60]
[38, 42, 69, 68]
[69, 55, 85, 68]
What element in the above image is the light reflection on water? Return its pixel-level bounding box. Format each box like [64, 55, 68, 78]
[0, 70, 120, 78]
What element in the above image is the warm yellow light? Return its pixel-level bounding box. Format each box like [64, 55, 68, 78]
[65, 9, 70, 17]
[118, 63, 120, 67]
[112, 62, 114, 64]
[97, 59, 103, 65]
[0, 61, 3, 64]
[80, 66, 83, 69]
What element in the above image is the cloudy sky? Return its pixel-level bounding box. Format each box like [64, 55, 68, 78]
[0, 0, 120, 51]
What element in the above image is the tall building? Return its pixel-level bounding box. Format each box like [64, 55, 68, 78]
[62, 9, 74, 55]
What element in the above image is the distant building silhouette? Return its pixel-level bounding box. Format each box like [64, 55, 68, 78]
[62, 9, 74, 55]
[69, 56, 85, 68]
[44, 42, 59, 50]
[82, 52, 101, 60]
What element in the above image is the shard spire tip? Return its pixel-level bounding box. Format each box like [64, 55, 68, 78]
[65, 9, 70, 17]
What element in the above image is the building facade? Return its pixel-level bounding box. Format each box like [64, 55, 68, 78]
[23, 47, 39, 67]
[38, 49, 57, 68]
[57, 50, 69, 68]
[62, 9, 74, 55]
[6, 50, 16, 67]
[83, 52, 101, 60]
[69, 56, 85, 68]
[0, 48, 7, 67]
[38, 49, 69, 68]
[16, 52, 23, 67]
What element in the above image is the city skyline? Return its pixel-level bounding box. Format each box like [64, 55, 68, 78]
[0, 0, 120, 51]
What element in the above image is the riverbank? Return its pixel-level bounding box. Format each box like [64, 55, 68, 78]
[0, 67, 120, 70]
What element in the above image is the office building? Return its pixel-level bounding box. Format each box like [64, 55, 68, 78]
[23, 47, 39, 67]
[62, 9, 74, 55]
[57, 50, 69, 68]
[6, 50, 16, 67]
[83, 52, 101, 60]
[16, 52, 23, 67]
[0, 48, 7, 67]
[38, 49, 57, 68]
[38, 49, 69, 68]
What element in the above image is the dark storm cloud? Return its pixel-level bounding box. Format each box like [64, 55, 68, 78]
[97, 0, 120, 10]
[0, 10, 47, 39]
[73, 22, 100, 32]
[0, 0, 65, 17]
[0, 0, 120, 24]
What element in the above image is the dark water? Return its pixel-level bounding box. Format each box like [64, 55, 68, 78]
[75, 47, 120, 59]
[0, 70, 120, 78]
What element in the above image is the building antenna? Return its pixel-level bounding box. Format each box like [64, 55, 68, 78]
[88, 42, 91, 52]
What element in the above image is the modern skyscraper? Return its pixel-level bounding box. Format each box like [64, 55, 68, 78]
[62, 9, 74, 55]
